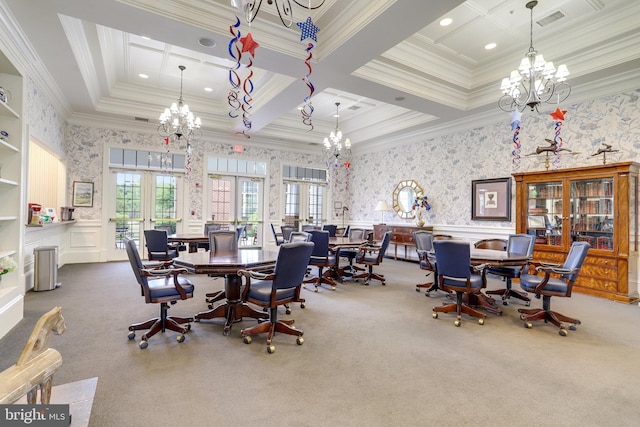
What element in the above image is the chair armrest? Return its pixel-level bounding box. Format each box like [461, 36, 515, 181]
[539, 261, 562, 268]
[141, 267, 190, 298]
[237, 269, 276, 281]
[471, 263, 486, 273]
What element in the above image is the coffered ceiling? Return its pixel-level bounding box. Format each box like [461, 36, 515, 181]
[3, 0, 640, 153]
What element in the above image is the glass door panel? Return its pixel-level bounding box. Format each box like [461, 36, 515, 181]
[526, 181, 563, 246]
[570, 178, 614, 251]
[283, 182, 327, 229]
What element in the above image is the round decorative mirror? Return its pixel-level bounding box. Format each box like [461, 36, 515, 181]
[392, 180, 423, 219]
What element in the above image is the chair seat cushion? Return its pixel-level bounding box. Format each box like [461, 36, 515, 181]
[519, 274, 568, 295]
[150, 249, 178, 259]
[310, 254, 337, 266]
[338, 248, 357, 258]
[246, 281, 297, 304]
[148, 277, 194, 299]
[441, 274, 484, 291]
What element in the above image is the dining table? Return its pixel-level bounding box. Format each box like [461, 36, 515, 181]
[168, 233, 208, 253]
[173, 248, 280, 335]
[329, 236, 369, 280]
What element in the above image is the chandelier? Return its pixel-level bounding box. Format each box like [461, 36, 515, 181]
[323, 102, 351, 162]
[158, 65, 202, 143]
[498, 1, 570, 112]
[236, 0, 326, 27]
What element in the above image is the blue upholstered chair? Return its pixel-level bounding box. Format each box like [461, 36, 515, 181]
[124, 238, 194, 349]
[271, 223, 284, 246]
[288, 231, 312, 242]
[322, 224, 337, 237]
[304, 230, 339, 292]
[354, 231, 392, 285]
[432, 240, 487, 326]
[412, 230, 435, 294]
[238, 241, 314, 353]
[143, 229, 178, 261]
[485, 234, 535, 306]
[338, 227, 366, 279]
[205, 230, 239, 306]
[517, 241, 590, 336]
[281, 226, 296, 242]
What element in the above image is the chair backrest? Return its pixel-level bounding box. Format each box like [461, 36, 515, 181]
[281, 226, 296, 242]
[474, 238, 507, 250]
[348, 228, 366, 240]
[433, 240, 471, 279]
[301, 224, 317, 232]
[154, 225, 173, 234]
[507, 234, 535, 257]
[271, 242, 315, 290]
[413, 230, 433, 252]
[204, 222, 222, 235]
[342, 225, 351, 237]
[124, 238, 147, 288]
[308, 230, 330, 257]
[236, 225, 246, 241]
[322, 224, 337, 237]
[270, 223, 283, 245]
[144, 229, 169, 252]
[561, 241, 590, 282]
[209, 230, 238, 252]
[377, 231, 392, 260]
[289, 231, 312, 242]
[433, 234, 453, 240]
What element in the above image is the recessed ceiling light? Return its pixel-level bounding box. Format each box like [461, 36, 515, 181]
[484, 43, 497, 50]
[140, 36, 151, 40]
[439, 18, 452, 26]
[395, 96, 405, 101]
[138, 73, 149, 79]
[204, 87, 213, 92]
[198, 37, 216, 48]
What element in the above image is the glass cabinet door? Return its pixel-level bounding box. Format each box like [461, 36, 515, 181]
[570, 178, 614, 251]
[526, 181, 563, 246]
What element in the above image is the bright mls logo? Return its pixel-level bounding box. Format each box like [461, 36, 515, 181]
[1, 405, 69, 426]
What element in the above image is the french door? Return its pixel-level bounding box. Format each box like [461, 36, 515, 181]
[207, 174, 264, 247]
[107, 170, 183, 260]
[283, 181, 326, 229]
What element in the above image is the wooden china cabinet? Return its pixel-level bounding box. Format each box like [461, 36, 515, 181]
[513, 162, 639, 302]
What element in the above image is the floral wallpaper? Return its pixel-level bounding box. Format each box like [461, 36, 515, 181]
[24, 77, 66, 155]
[349, 89, 640, 228]
[55, 88, 640, 226]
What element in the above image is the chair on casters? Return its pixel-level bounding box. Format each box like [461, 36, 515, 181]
[474, 238, 507, 251]
[281, 226, 296, 243]
[271, 223, 284, 245]
[124, 238, 194, 349]
[239, 241, 314, 353]
[143, 229, 178, 261]
[517, 241, 590, 336]
[432, 240, 487, 326]
[338, 227, 366, 279]
[205, 230, 240, 307]
[322, 224, 337, 237]
[354, 231, 392, 286]
[198, 223, 221, 251]
[288, 231, 311, 242]
[412, 230, 437, 294]
[304, 230, 339, 292]
[485, 234, 535, 306]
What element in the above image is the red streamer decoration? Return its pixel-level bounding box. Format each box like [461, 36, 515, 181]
[301, 42, 315, 130]
[550, 108, 568, 166]
[228, 17, 242, 119]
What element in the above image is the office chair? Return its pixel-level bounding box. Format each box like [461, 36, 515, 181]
[412, 230, 436, 294]
[353, 231, 392, 286]
[341, 225, 351, 237]
[281, 226, 296, 242]
[304, 230, 339, 292]
[288, 231, 312, 242]
[271, 223, 285, 245]
[474, 238, 507, 251]
[154, 225, 185, 252]
[322, 224, 337, 237]
[205, 230, 239, 306]
[238, 241, 314, 353]
[124, 238, 194, 349]
[517, 241, 590, 336]
[198, 222, 222, 251]
[143, 229, 178, 261]
[485, 234, 535, 306]
[339, 227, 366, 279]
[432, 240, 487, 326]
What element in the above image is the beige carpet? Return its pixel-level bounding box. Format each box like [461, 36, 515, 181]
[1, 258, 639, 426]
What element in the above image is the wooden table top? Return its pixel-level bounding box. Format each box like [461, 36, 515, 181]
[173, 248, 279, 275]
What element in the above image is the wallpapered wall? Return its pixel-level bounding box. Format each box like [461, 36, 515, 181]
[349, 89, 640, 227]
[24, 76, 640, 228]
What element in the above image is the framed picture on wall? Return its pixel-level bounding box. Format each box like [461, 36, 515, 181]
[72, 181, 94, 207]
[471, 177, 511, 221]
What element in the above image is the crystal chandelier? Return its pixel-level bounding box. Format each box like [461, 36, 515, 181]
[158, 65, 202, 143]
[323, 102, 351, 163]
[498, 1, 570, 112]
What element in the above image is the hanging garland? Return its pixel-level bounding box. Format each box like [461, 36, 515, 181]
[510, 109, 523, 169]
[297, 16, 320, 130]
[227, 16, 242, 119]
[549, 107, 568, 167]
[237, 32, 259, 138]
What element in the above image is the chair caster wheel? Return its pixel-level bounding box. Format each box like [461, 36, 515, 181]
[176, 334, 185, 343]
[525, 301, 531, 306]
[502, 301, 508, 306]
[478, 318, 484, 325]
[559, 329, 568, 337]
[425, 292, 431, 297]
[263, 307, 268, 312]
[139, 340, 148, 349]
[243, 336, 252, 344]
[432, 312, 438, 319]
[520, 314, 527, 320]
[296, 337, 304, 345]
[364, 282, 369, 286]
[331, 286, 336, 290]
[184, 324, 191, 332]
[525, 322, 532, 329]
[569, 324, 577, 331]
[314, 288, 318, 293]
[454, 320, 461, 327]
[208, 304, 214, 310]
[267, 345, 276, 354]
[300, 303, 306, 309]
[415, 288, 420, 292]
[286, 308, 292, 315]
[128, 331, 135, 340]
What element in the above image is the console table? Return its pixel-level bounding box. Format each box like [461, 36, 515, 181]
[373, 224, 433, 261]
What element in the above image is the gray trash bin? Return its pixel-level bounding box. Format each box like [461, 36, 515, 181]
[34, 246, 59, 291]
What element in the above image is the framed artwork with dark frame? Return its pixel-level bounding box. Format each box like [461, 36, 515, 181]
[72, 181, 94, 207]
[471, 177, 511, 221]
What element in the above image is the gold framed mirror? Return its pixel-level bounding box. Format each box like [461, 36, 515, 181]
[392, 180, 423, 219]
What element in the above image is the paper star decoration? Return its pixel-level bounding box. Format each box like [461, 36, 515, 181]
[550, 107, 567, 121]
[240, 33, 259, 56]
[297, 17, 320, 42]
